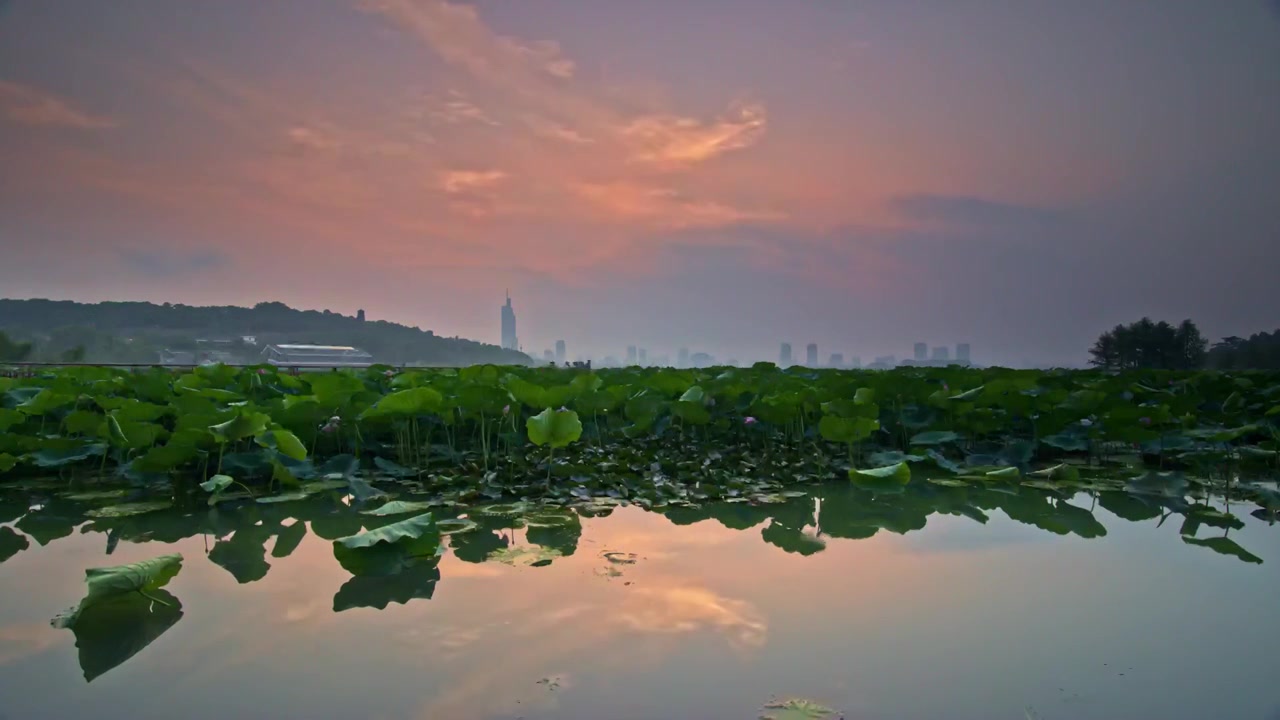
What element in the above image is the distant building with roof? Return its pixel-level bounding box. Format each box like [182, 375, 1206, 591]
[261, 343, 374, 368]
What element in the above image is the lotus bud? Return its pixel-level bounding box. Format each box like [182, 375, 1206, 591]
[503, 404, 511, 416]
[744, 416, 758, 426]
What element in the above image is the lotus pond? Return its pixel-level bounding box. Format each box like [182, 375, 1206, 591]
[2, 364, 1280, 718]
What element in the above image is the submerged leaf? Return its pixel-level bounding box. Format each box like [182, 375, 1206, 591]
[361, 500, 437, 516]
[85, 502, 172, 519]
[760, 697, 836, 720]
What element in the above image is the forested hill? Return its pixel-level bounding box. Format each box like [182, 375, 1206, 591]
[0, 299, 531, 367]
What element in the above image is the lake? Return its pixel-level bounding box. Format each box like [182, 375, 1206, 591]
[1, 481, 1278, 720]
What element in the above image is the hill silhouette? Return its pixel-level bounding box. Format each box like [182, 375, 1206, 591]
[0, 299, 531, 367]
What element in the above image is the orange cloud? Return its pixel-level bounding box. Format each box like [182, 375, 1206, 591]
[0, 79, 117, 129]
[438, 169, 508, 194]
[573, 181, 784, 229]
[621, 103, 767, 167]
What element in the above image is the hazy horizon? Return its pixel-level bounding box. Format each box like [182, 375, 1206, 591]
[3, 1, 1279, 367]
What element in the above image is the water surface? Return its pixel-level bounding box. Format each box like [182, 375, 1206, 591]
[2, 483, 1278, 720]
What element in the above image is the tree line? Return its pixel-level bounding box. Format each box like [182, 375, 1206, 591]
[1089, 318, 1280, 370]
[0, 299, 532, 366]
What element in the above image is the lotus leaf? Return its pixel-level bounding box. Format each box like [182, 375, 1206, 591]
[527, 407, 583, 448]
[52, 553, 184, 628]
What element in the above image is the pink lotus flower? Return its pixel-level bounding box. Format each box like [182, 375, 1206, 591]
[384, 369, 396, 378]
[320, 415, 341, 434]
[502, 404, 511, 416]
[257, 368, 268, 375]
[744, 416, 758, 426]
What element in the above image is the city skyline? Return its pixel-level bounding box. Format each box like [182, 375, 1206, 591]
[3, 2, 1279, 367]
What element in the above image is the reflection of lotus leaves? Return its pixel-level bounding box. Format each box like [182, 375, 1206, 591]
[59, 589, 184, 682]
[333, 560, 441, 611]
[761, 522, 826, 556]
[0, 525, 31, 563]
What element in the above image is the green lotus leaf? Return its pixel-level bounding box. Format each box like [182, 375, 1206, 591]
[52, 554, 184, 628]
[909, 430, 962, 446]
[526, 407, 583, 449]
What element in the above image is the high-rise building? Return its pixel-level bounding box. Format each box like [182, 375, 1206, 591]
[543, 349, 554, 362]
[677, 347, 690, 368]
[500, 292, 518, 351]
[357, 309, 366, 323]
[931, 346, 950, 363]
[626, 345, 637, 365]
[849, 356, 862, 369]
[779, 343, 792, 366]
[913, 342, 928, 362]
[956, 343, 971, 364]
[806, 343, 818, 366]
[638, 348, 648, 365]
[829, 353, 844, 368]
[555, 340, 566, 363]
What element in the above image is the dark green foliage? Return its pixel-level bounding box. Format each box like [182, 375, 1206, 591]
[0, 331, 34, 362]
[1089, 318, 1206, 370]
[1208, 331, 1280, 370]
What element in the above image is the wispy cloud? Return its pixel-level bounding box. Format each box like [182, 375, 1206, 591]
[573, 182, 783, 229]
[620, 104, 766, 167]
[524, 116, 593, 144]
[439, 169, 508, 194]
[416, 90, 500, 126]
[0, 80, 116, 129]
[285, 124, 342, 153]
[360, 0, 577, 82]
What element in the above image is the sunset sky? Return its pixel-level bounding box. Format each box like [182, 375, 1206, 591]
[2, 0, 1278, 366]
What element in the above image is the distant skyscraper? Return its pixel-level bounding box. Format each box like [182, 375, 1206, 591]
[849, 356, 862, 368]
[500, 292, 518, 350]
[779, 343, 792, 366]
[678, 347, 690, 368]
[555, 339, 566, 363]
[806, 343, 818, 366]
[931, 346, 950, 363]
[956, 343, 971, 364]
[829, 353, 844, 368]
[626, 345, 637, 365]
[543, 349, 554, 362]
[357, 309, 366, 323]
[913, 342, 928, 362]
[638, 347, 647, 365]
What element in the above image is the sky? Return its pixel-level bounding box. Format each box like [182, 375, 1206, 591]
[1, 0, 1278, 367]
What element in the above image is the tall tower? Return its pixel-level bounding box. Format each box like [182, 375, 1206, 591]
[626, 345, 637, 365]
[913, 342, 928, 362]
[555, 339, 566, 363]
[779, 342, 792, 366]
[956, 343, 971, 365]
[500, 291, 518, 350]
[806, 343, 818, 367]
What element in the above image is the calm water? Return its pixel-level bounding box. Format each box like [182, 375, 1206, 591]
[2, 482, 1279, 720]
